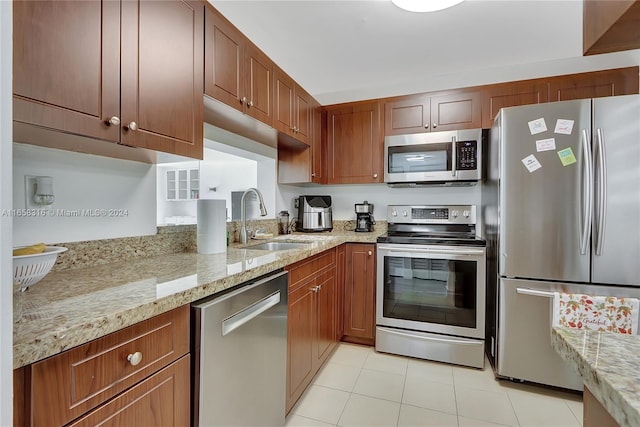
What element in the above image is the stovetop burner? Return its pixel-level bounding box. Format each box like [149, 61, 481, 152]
[378, 204, 486, 246]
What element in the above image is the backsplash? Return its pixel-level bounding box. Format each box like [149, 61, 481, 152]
[51, 220, 387, 271]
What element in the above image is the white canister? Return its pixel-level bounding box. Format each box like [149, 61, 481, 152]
[197, 199, 227, 254]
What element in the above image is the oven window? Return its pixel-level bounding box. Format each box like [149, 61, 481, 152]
[388, 144, 450, 173]
[383, 256, 477, 328]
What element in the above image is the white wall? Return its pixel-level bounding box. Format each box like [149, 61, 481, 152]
[278, 183, 481, 222]
[13, 144, 157, 245]
[1, 1, 12, 424]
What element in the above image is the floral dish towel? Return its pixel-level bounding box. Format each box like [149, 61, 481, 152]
[552, 293, 639, 334]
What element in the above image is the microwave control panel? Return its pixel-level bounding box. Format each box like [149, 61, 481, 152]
[457, 141, 477, 170]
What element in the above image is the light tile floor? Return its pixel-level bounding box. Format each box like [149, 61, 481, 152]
[287, 343, 583, 427]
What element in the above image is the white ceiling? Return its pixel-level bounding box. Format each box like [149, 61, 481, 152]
[209, 1, 639, 105]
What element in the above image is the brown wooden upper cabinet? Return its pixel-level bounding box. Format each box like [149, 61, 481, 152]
[548, 67, 640, 102]
[204, 5, 274, 126]
[384, 90, 481, 136]
[481, 81, 549, 128]
[326, 101, 383, 184]
[13, 0, 204, 159]
[274, 67, 312, 145]
[583, 0, 640, 55]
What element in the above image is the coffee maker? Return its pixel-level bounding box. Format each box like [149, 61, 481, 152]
[354, 201, 375, 232]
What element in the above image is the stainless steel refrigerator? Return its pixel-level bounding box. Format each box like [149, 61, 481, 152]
[482, 94, 640, 390]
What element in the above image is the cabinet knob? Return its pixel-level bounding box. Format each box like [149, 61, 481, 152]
[241, 96, 247, 104]
[373, 173, 378, 179]
[311, 173, 316, 177]
[248, 100, 254, 107]
[127, 351, 143, 366]
[126, 121, 138, 131]
[368, 251, 372, 256]
[424, 123, 429, 129]
[294, 126, 299, 133]
[106, 116, 120, 126]
[310, 285, 319, 293]
[433, 123, 437, 128]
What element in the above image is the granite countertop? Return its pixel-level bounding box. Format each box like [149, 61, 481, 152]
[14, 231, 382, 369]
[551, 327, 640, 427]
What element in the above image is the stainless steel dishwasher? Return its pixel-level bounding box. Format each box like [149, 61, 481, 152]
[192, 270, 288, 426]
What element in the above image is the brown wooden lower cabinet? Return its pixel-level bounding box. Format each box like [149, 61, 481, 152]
[14, 306, 190, 427]
[286, 248, 340, 414]
[343, 243, 376, 345]
[583, 386, 620, 427]
[68, 355, 190, 427]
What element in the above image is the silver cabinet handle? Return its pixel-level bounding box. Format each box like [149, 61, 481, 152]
[424, 123, 429, 129]
[222, 291, 281, 336]
[311, 172, 316, 177]
[373, 173, 378, 179]
[595, 128, 607, 256]
[368, 251, 372, 256]
[241, 96, 247, 104]
[310, 286, 319, 293]
[516, 287, 555, 298]
[433, 123, 437, 128]
[106, 116, 120, 126]
[451, 136, 457, 177]
[127, 351, 143, 366]
[126, 121, 138, 131]
[248, 100, 254, 107]
[580, 129, 593, 255]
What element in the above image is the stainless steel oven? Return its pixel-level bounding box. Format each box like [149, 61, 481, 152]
[384, 129, 486, 186]
[376, 205, 486, 368]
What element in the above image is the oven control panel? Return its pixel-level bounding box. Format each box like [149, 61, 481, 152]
[387, 205, 476, 224]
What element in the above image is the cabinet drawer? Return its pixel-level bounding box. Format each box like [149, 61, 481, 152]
[28, 305, 189, 427]
[68, 355, 191, 427]
[287, 249, 336, 291]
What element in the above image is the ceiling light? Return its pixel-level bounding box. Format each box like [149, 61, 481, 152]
[391, 0, 464, 13]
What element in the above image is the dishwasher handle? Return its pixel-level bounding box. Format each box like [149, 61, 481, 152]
[222, 291, 281, 336]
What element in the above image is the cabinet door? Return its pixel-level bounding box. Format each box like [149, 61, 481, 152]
[274, 68, 296, 136]
[68, 356, 190, 427]
[295, 86, 312, 145]
[336, 244, 346, 340]
[481, 81, 549, 128]
[315, 269, 337, 368]
[13, 0, 120, 142]
[311, 105, 325, 183]
[548, 67, 640, 102]
[384, 95, 430, 135]
[121, 0, 204, 159]
[430, 91, 482, 132]
[244, 43, 274, 126]
[286, 282, 315, 413]
[327, 101, 383, 184]
[204, 5, 244, 112]
[344, 244, 376, 341]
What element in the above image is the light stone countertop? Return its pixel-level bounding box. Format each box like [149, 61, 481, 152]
[551, 327, 640, 427]
[14, 231, 382, 369]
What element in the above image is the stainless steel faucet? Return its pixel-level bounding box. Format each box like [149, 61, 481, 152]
[240, 188, 268, 244]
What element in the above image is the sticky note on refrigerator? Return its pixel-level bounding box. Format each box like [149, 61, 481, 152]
[557, 148, 577, 166]
[536, 138, 556, 152]
[554, 119, 574, 135]
[528, 118, 547, 135]
[522, 154, 542, 173]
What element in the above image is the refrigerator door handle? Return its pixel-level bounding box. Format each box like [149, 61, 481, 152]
[580, 129, 593, 255]
[515, 287, 555, 298]
[595, 128, 607, 256]
[451, 136, 457, 177]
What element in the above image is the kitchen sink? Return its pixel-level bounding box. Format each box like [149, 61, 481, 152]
[246, 241, 312, 251]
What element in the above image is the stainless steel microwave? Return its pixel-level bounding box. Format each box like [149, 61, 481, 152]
[384, 129, 486, 186]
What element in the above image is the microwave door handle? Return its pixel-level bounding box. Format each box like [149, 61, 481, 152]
[451, 136, 457, 177]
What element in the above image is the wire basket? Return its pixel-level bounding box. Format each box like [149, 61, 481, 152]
[13, 246, 68, 291]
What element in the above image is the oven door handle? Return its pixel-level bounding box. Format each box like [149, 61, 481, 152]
[377, 245, 484, 256]
[378, 327, 480, 346]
